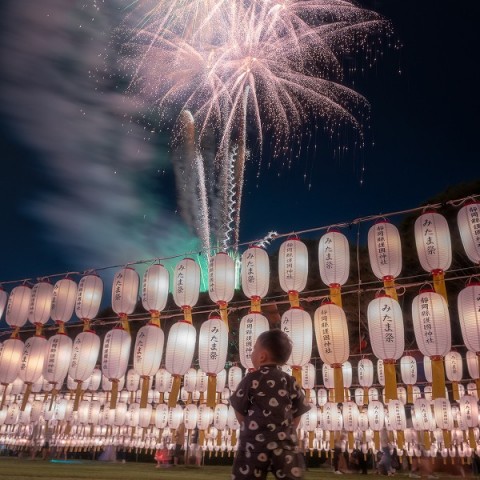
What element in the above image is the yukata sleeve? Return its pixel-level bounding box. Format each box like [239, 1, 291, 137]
[230, 374, 252, 415]
[290, 378, 311, 418]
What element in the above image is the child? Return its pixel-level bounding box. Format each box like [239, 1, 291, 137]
[230, 329, 311, 480]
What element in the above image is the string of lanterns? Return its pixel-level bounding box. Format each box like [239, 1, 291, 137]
[0, 199, 479, 460]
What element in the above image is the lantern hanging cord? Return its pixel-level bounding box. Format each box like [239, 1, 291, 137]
[0, 192, 478, 287]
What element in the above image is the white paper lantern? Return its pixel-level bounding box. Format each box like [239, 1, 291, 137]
[43, 333, 73, 388]
[228, 366, 243, 392]
[466, 350, 479, 380]
[457, 201, 480, 264]
[28, 281, 54, 329]
[400, 355, 417, 404]
[5, 285, 31, 330]
[302, 363, 316, 391]
[18, 335, 46, 410]
[433, 398, 453, 431]
[357, 358, 374, 387]
[184, 403, 198, 430]
[102, 328, 131, 408]
[75, 274, 103, 324]
[279, 238, 308, 306]
[238, 312, 269, 370]
[367, 400, 385, 432]
[165, 321, 196, 406]
[87, 368, 102, 391]
[198, 317, 228, 406]
[126, 369, 140, 392]
[0, 338, 24, 386]
[458, 282, 480, 353]
[208, 252, 235, 307]
[173, 258, 200, 323]
[459, 395, 479, 428]
[69, 331, 100, 384]
[241, 247, 269, 311]
[51, 278, 77, 326]
[213, 403, 228, 430]
[318, 230, 349, 307]
[142, 264, 169, 318]
[445, 351, 463, 401]
[133, 323, 164, 407]
[112, 267, 139, 317]
[322, 364, 334, 390]
[281, 307, 312, 381]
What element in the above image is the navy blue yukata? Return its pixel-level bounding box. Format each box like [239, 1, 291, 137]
[230, 365, 311, 479]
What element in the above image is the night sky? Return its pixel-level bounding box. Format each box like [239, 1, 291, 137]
[0, 0, 479, 288]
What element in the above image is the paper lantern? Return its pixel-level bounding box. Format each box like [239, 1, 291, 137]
[445, 351, 463, 401]
[173, 258, 200, 323]
[367, 295, 404, 401]
[314, 302, 349, 402]
[28, 281, 54, 334]
[0, 338, 23, 408]
[458, 281, 480, 353]
[342, 361, 352, 391]
[342, 401, 359, 450]
[400, 355, 417, 404]
[208, 253, 235, 325]
[0, 289, 7, 322]
[142, 264, 169, 323]
[75, 274, 103, 328]
[457, 201, 480, 264]
[302, 363, 316, 400]
[184, 403, 198, 430]
[367, 400, 385, 450]
[322, 363, 334, 390]
[279, 237, 308, 307]
[397, 386, 407, 405]
[281, 307, 312, 384]
[318, 230, 349, 307]
[43, 333, 73, 394]
[112, 267, 139, 331]
[387, 399, 407, 449]
[18, 335, 47, 410]
[165, 321, 196, 407]
[433, 398, 454, 448]
[69, 330, 100, 409]
[368, 220, 402, 300]
[5, 285, 31, 333]
[412, 289, 451, 399]
[198, 317, 228, 407]
[357, 358, 374, 405]
[415, 211, 451, 301]
[238, 312, 269, 370]
[228, 366, 243, 392]
[241, 246, 269, 312]
[377, 359, 385, 387]
[413, 398, 435, 450]
[102, 327, 131, 408]
[133, 323, 164, 408]
[459, 395, 479, 448]
[51, 278, 77, 331]
[87, 368, 102, 391]
[466, 350, 480, 398]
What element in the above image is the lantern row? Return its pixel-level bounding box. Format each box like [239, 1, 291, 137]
[1, 202, 479, 336]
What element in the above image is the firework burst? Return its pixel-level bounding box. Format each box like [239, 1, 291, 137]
[121, 0, 391, 250]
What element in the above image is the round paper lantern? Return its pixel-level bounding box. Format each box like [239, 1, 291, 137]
[5, 285, 31, 332]
[228, 366, 243, 392]
[322, 363, 334, 390]
[69, 330, 100, 409]
[357, 358, 374, 406]
[342, 361, 352, 391]
[445, 351, 463, 401]
[433, 398, 454, 447]
[0, 338, 23, 408]
[241, 246, 269, 312]
[173, 258, 200, 323]
[367, 295, 404, 401]
[238, 312, 269, 370]
[102, 327, 131, 408]
[18, 335, 47, 410]
[133, 323, 164, 407]
[466, 350, 480, 398]
[75, 274, 103, 328]
[281, 307, 312, 384]
[413, 398, 435, 451]
[377, 359, 385, 386]
[387, 399, 407, 449]
[368, 220, 402, 300]
[87, 368, 102, 391]
[28, 281, 54, 334]
[302, 363, 316, 400]
[342, 401, 359, 449]
[458, 281, 480, 353]
[165, 321, 196, 407]
[184, 403, 198, 430]
[314, 302, 349, 402]
[367, 400, 385, 450]
[208, 253, 235, 325]
[51, 278, 77, 331]
[112, 267, 139, 330]
[414, 211, 452, 302]
[412, 289, 451, 399]
[457, 201, 480, 264]
[400, 355, 417, 404]
[279, 237, 308, 307]
[459, 395, 479, 448]
[142, 263, 169, 323]
[318, 230, 349, 307]
[43, 333, 73, 393]
[198, 317, 228, 407]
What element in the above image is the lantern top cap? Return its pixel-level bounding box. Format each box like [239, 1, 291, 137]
[286, 305, 304, 311]
[206, 315, 222, 321]
[285, 235, 301, 241]
[213, 251, 229, 257]
[246, 244, 265, 250]
[464, 199, 480, 206]
[374, 292, 393, 299]
[374, 218, 390, 225]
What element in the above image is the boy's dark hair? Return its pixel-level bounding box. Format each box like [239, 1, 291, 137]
[256, 329, 292, 365]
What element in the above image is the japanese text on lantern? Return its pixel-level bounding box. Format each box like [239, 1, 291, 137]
[285, 242, 294, 279]
[319, 308, 332, 354]
[244, 318, 253, 360]
[469, 206, 480, 247]
[114, 272, 123, 301]
[176, 264, 185, 295]
[381, 302, 394, 343]
[46, 337, 60, 374]
[246, 253, 255, 285]
[209, 325, 219, 360]
[136, 331, 145, 364]
[422, 218, 437, 256]
[324, 237, 333, 270]
[420, 296, 434, 345]
[376, 225, 388, 265]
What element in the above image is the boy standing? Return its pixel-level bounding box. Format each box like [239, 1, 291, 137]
[230, 329, 311, 479]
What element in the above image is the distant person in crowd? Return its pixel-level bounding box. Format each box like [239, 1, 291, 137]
[230, 329, 311, 480]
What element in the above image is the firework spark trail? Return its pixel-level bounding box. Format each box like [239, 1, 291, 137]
[123, 0, 390, 250]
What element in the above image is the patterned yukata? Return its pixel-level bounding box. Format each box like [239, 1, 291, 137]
[230, 364, 311, 480]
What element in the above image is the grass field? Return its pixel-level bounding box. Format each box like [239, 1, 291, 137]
[0, 458, 473, 480]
